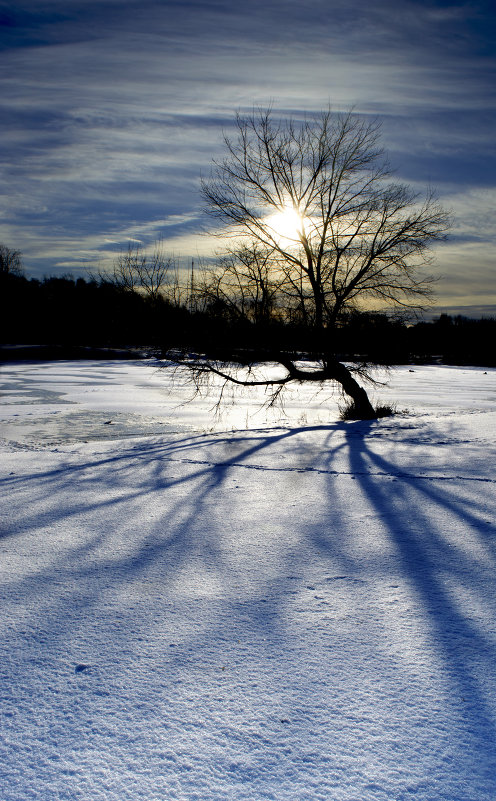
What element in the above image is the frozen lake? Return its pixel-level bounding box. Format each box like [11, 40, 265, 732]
[1, 358, 495, 446]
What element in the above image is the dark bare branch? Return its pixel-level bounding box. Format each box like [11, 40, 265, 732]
[175, 107, 451, 420]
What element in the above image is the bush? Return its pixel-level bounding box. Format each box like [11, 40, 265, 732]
[339, 401, 398, 421]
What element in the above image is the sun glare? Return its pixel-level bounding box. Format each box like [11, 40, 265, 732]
[266, 203, 305, 244]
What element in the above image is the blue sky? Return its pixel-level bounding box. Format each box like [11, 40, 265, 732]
[1, 0, 495, 314]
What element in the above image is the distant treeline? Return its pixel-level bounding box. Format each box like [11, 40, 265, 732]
[1, 271, 495, 366]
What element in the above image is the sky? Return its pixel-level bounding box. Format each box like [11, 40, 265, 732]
[0, 0, 495, 316]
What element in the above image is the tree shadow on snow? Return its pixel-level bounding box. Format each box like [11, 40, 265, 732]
[2, 419, 496, 784]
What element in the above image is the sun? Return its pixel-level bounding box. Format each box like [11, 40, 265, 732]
[266, 203, 305, 244]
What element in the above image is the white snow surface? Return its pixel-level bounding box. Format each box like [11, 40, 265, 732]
[1, 359, 496, 801]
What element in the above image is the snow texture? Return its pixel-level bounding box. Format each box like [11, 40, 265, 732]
[1, 360, 496, 801]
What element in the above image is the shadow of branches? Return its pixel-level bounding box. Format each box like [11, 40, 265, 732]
[1, 419, 496, 792]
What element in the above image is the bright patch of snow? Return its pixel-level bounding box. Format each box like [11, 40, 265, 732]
[1, 360, 496, 800]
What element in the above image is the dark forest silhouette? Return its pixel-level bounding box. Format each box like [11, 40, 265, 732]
[1, 268, 495, 367]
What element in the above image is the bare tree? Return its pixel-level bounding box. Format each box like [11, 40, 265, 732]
[175, 108, 451, 419]
[197, 242, 284, 324]
[100, 240, 175, 301]
[0, 245, 24, 277]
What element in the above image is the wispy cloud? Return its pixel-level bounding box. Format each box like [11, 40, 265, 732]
[432, 242, 496, 308]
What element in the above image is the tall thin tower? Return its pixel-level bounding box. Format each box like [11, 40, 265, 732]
[190, 259, 195, 312]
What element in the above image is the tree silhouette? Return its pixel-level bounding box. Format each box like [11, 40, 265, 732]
[0, 244, 24, 277]
[174, 108, 450, 419]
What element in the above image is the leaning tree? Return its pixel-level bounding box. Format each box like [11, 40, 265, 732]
[172, 108, 450, 419]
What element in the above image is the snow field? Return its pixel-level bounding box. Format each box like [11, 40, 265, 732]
[1, 360, 496, 800]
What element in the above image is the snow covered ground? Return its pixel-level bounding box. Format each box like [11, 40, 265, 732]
[1, 359, 496, 801]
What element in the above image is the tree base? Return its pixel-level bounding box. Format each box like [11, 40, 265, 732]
[339, 401, 397, 421]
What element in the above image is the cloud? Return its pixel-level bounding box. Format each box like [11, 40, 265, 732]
[450, 185, 496, 227]
[430, 240, 496, 307]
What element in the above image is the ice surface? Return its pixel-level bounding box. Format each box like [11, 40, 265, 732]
[1, 360, 496, 800]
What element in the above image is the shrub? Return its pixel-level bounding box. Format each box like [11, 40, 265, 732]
[339, 401, 398, 421]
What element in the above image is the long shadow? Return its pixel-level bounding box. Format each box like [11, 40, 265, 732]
[336, 419, 496, 761]
[2, 418, 496, 788]
[0, 423, 351, 683]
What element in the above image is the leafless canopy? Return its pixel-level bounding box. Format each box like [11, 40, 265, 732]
[202, 108, 450, 326]
[177, 108, 451, 419]
[0, 244, 24, 277]
[100, 240, 175, 301]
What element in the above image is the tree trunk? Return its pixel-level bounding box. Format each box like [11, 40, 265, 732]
[329, 361, 376, 419]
